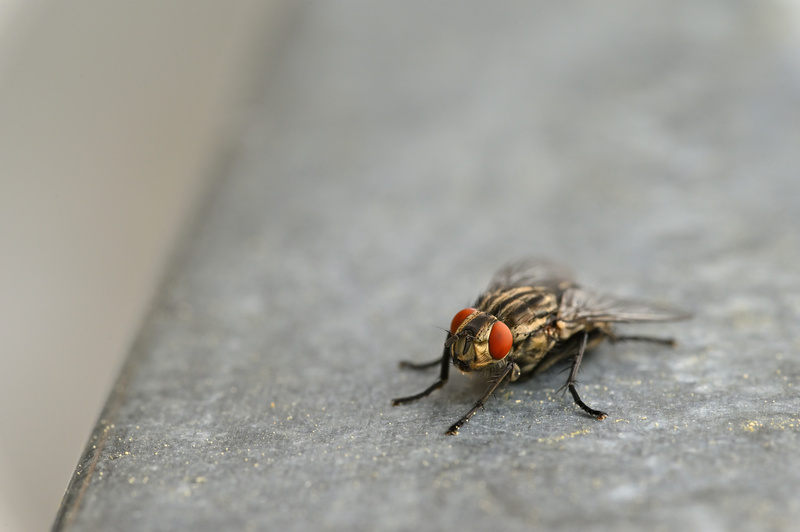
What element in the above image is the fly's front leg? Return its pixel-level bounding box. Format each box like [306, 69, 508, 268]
[446, 360, 516, 435]
[564, 331, 607, 420]
[391, 345, 450, 406]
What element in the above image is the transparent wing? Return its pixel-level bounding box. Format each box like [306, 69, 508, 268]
[559, 287, 690, 324]
[487, 258, 575, 292]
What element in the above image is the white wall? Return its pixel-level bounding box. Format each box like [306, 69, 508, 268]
[0, 2, 286, 530]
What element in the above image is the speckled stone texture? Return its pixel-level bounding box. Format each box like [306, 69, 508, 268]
[55, 2, 800, 531]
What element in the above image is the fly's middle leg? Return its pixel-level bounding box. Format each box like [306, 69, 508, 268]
[563, 331, 608, 420]
[391, 346, 450, 406]
[398, 358, 441, 370]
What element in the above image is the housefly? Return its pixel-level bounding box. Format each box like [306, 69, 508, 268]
[392, 259, 689, 435]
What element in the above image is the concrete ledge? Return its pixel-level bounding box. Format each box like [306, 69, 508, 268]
[55, 2, 800, 531]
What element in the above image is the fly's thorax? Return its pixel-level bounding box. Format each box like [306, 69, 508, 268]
[447, 309, 513, 372]
[553, 319, 609, 340]
[554, 319, 579, 339]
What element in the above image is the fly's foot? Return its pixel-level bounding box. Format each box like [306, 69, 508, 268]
[568, 383, 607, 420]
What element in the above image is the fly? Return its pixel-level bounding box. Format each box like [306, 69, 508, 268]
[391, 259, 690, 435]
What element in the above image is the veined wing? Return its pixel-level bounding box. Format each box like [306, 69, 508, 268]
[486, 258, 575, 292]
[559, 287, 690, 324]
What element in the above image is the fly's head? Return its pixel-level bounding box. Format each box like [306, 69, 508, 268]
[446, 308, 513, 372]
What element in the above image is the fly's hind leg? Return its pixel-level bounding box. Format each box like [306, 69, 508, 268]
[563, 331, 608, 420]
[391, 345, 450, 406]
[610, 334, 676, 347]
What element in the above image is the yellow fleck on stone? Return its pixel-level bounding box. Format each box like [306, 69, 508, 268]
[742, 420, 762, 432]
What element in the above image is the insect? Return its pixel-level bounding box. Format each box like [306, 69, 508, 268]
[391, 259, 689, 435]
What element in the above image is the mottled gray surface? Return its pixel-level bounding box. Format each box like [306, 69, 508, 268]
[55, 2, 800, 531]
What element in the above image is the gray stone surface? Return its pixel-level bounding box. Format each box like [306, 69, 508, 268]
[55, 2, 800, 531]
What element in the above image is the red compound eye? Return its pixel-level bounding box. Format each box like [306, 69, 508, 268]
[450, 308, 477, 334]
[488, 321, 513, 360]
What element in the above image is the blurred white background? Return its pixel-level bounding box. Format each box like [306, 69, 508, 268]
[0, 2, 286, 530]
